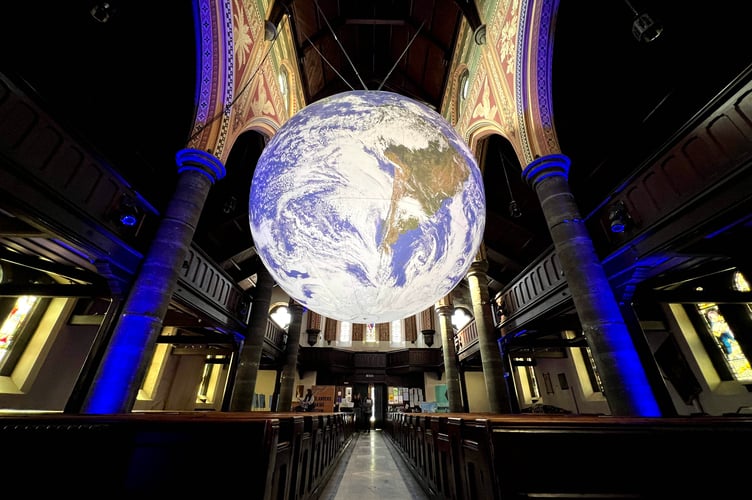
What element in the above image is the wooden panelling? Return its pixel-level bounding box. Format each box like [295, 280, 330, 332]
[595, 77, 752, 253]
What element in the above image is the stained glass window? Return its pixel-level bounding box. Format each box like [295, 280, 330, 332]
[339, 322, 352, 345]
[0, 295, 42, 373]
[733, 270, 749, 292]
[365, 322, 376, 343]
[452, 307, 472, 330]
[270, 304, 290, 330]
[698, 302, 752, 382]
[390, 319, 403, 346]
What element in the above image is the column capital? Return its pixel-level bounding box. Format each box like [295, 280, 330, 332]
[436, 304, 454, 316]
[176, 148, 226, 183]
[288, 299, 305, 312]
[436, 294, 453, 308]
[466, 258, 489, 279]
[522, 154, 571, 189]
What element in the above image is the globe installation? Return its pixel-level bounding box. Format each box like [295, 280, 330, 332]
[249, 90, 486, 324]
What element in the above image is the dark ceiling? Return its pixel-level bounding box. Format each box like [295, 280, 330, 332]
[2, 1, 749, 300]
[271, 0, 467, 109]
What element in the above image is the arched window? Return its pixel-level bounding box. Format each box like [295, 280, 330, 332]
[697, 302, 752, 382]
[365, 323, 377, 343]
[460, 69, 470, 100]
[270, 304, 291, 330]
[278, 65, 291, 115]
[0, 295, 45, 372]
[452, 306, 472, 330]
[339, 321, 352, 346]
[390, 319, 403, 347]
[453, 67, 470, 124]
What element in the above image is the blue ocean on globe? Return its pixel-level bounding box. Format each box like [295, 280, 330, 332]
[249, 90, 486, 324]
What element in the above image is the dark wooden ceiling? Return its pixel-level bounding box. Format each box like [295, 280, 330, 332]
[271, 0, 466, 110]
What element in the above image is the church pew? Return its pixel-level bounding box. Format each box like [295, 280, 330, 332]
[386, 413, 752, 500]
[0, 412, 279, 495]
[0, 411, 354, 497]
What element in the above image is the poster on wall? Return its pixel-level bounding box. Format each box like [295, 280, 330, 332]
[312, 385, 336, 412]
[388, 386, 400, 404]
[435, 384, 448, 411]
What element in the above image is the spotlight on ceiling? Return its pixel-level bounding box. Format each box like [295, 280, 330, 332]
[623, 1, 663, 43]
[90, 2, 116, 24]
[631, 12, 663, 43]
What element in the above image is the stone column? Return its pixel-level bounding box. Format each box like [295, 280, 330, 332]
[277, 299, 304, 411]
[220, 332, 245, 411]
[523, 154, 660, 416]
[436, 295, 463, 412]
[229, 266, 274, 411]
[497, 335, 521, 413]
[83, 149, 225, 413]
[467, 252, 512, 413]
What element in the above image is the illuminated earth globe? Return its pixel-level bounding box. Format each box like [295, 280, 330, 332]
[249, 90, 485, 324]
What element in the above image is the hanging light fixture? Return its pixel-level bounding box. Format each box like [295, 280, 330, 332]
[499, 151, 522, 218]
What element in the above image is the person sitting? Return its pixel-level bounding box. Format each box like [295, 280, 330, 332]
[295, 388, 315, 412]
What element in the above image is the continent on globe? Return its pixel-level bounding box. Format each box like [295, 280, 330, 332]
[249, 90, 485, 324]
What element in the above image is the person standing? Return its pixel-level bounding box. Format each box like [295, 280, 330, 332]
[295, 388, 315, 412]
[361, 392, 373, 433]
[352, 393, 362, 428]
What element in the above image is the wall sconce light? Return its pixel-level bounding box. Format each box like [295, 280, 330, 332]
[118, 212, 138, 227]
[111, 196, 141, 228]
[421, 329, 435, 347]
[306, 328, 320, 347]
[607, 201, 631, 233]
